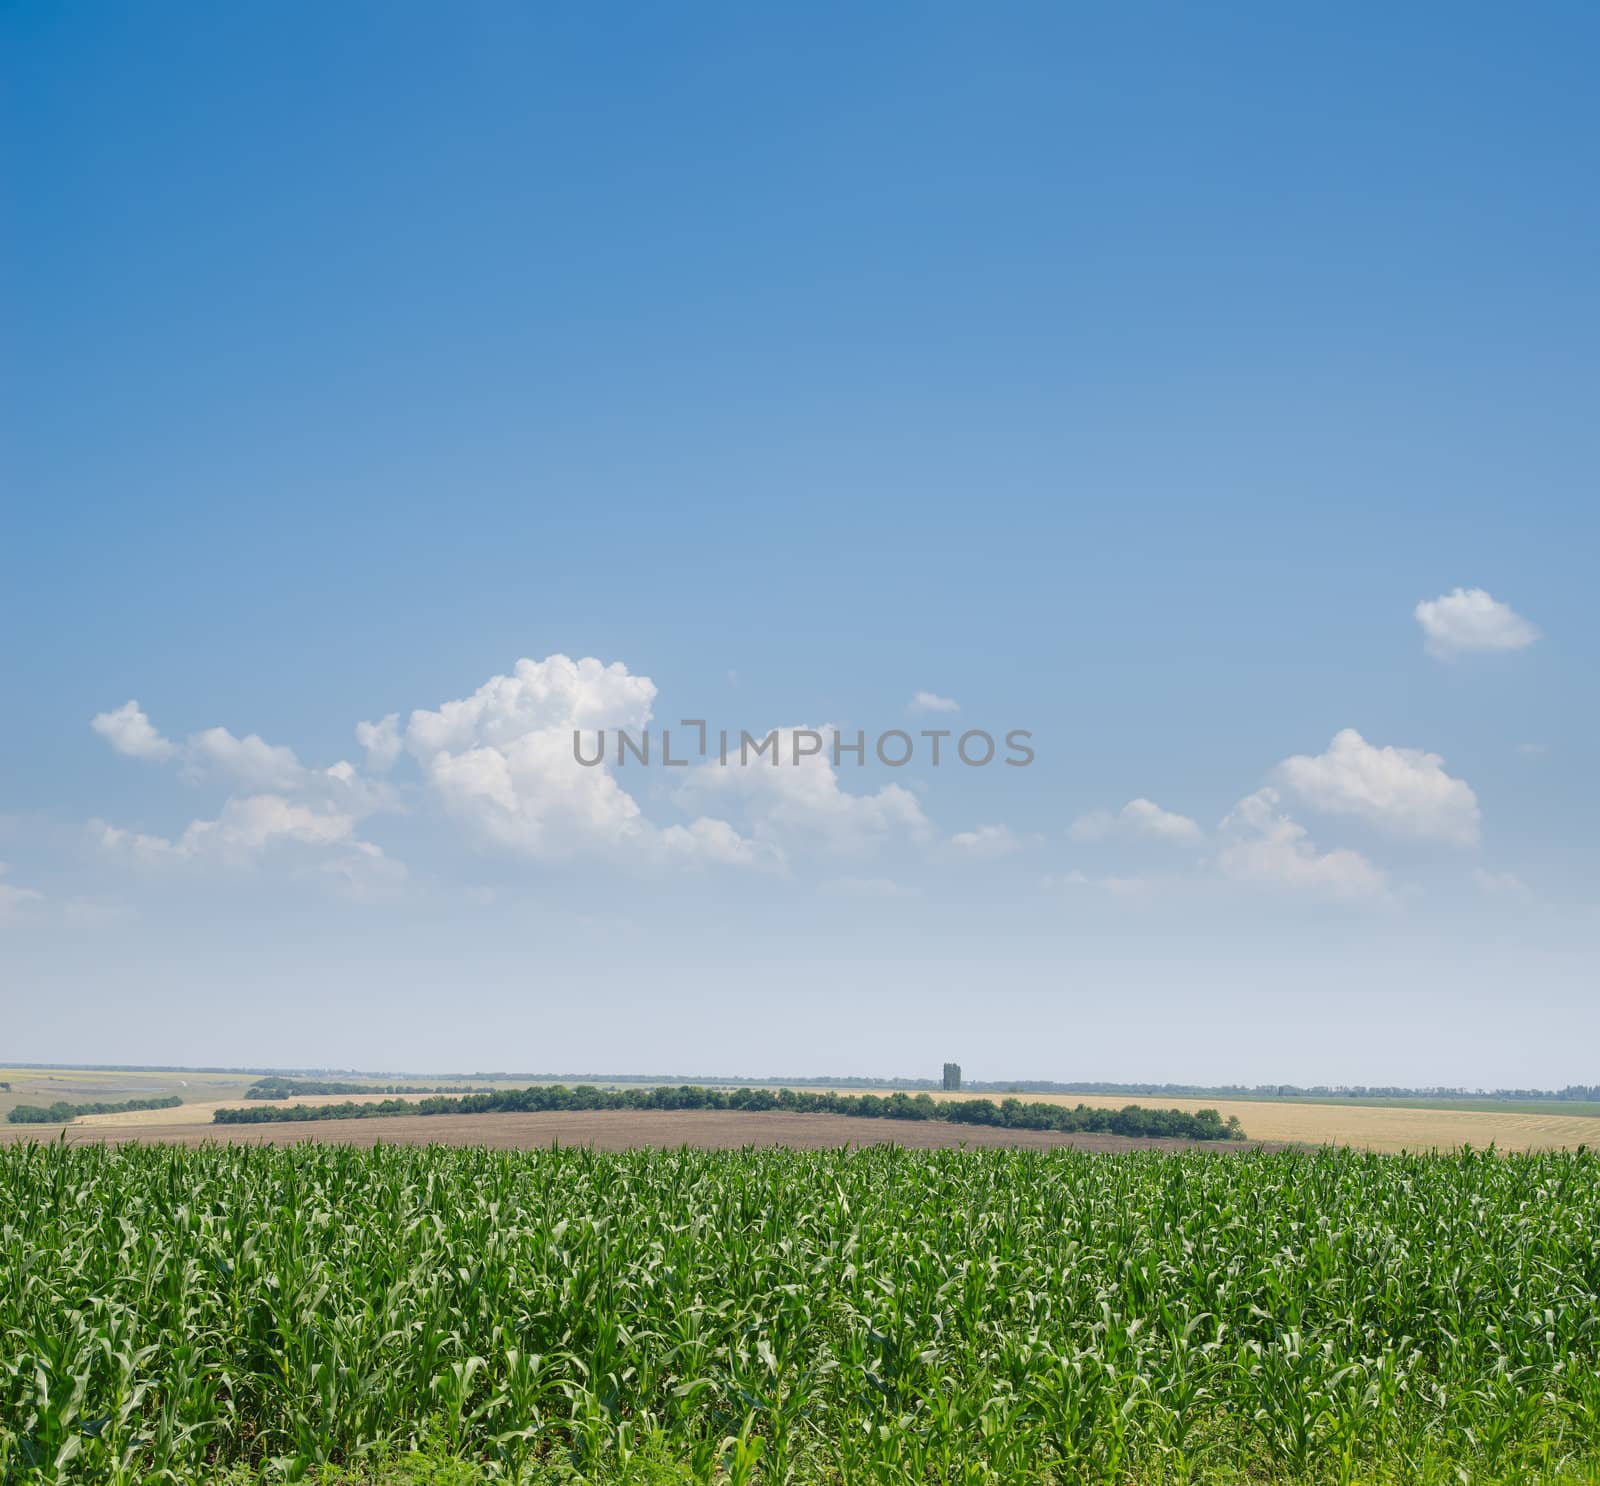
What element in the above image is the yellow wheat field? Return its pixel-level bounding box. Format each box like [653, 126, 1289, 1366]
[913, 1090, 1596, 1154]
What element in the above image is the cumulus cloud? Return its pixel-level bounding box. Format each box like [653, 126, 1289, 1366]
[420, 726, 650, 858]
[652, 817, 777, 870]
[1070, 798, 1203, 846]
[91, 697, 401, 892]
[96, 796, 407, 897]
[83, 656, 979, 886]
[406, 655, 655, 758]
[1216, 788, 1387, 899]
[92, 700, 389, 810]
[1274, 729, 1480, 846]
[948, 824, 1023, 859]
[908, 691, 960, 714]
[94, 659, 925, 882]
[91, 701, 175, 761]
[1415, 587, 1539, 659]
[356, 714, 403, 772]
[399, 656, 771, 866]
[680, 725, 931, 858]
[184, 726, 309, 791]
[99, 795, 354, 863]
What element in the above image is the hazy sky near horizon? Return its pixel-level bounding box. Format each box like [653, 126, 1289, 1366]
[3, 4, 1598, 1085]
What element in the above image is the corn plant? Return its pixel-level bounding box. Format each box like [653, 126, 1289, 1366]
[1, 1141, 1598, 1482]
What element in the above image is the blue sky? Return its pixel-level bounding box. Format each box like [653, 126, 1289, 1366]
[3, 3, 1597, 1083]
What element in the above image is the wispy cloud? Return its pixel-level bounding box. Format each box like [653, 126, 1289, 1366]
[1473, 868, 1534, 903]
[948, 824, 1024, 859]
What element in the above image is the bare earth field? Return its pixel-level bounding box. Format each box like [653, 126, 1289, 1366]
[0, 1108, 1264, 1154]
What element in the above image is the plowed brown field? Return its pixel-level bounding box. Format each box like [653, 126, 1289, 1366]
[0, 1108, 1264, 1154]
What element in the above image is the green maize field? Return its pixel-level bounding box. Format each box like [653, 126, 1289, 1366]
[3, 1141, 1599, 1485]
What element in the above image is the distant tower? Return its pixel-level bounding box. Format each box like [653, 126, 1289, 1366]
[942, 1061, 962, 1091]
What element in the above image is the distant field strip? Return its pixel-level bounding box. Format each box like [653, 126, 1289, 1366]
[918, 1090, 1599, 1153]
[71, 1090, 432, 1129]
[8, 1070, 1598, 1151]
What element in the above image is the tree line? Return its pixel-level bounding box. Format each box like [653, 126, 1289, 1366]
[213, 1084, 1245, 1140]
[245, 1077, 496, 1100]
[7, 1095, 183, 1125]
[1014, 1082, 1600, 1103]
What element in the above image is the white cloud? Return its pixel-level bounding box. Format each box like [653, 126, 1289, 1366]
[1275, 729, 1480, 847]
[91, 700, 175, 761]
[0, 864, 44, 921]
[1216, 788, 1387, 900]
[92, 823, 182, 869]
[57, 897, 140, 929]
[81, 656, 980, 886]
[681, 725, 931, 858]
[96, 795, 407, 897]
[420, 728, 649, 858]
[1415, 587, 1539, 659]
[406, 655, 655, 758]
[1070, 798, 1203, 846]
[99, 795, 355, 865]
[185, 726, 309, 792]
[91, 704, 401, 891]
[93, 698, 399, 835]
[1047, 869, 1154, 897]
[908, 691, 960, 715]
[1050, 870, 1095, 888]
[1516, 742, 1549, 758]
[435, 677, 938, 867]
[187, 795, 356, 854]
[653, 817, 779, 871]
[820, 875, 916, 899]
[1473, 868, 1534, 903]
[949, 824, 1023, 859]
[92, 701, 392, 809]
[356, 714, 404, 772]
[402, 655, 771, 868]
[298, 841, 410, 902]
[91, 659, 867, 881]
